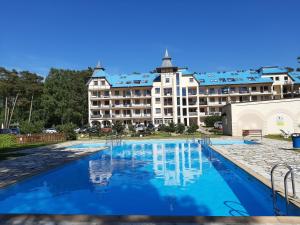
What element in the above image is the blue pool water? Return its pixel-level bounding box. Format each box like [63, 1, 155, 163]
[0, 140, 299, 216]
[211, 140, 257, 145]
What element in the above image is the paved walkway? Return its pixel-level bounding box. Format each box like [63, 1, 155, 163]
[0, 215, 299, 225]
[212, 138, 300, 196]
[0, 141, 107, 188]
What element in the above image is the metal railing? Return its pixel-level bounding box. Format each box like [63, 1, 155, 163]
[270, 163, 297, 215]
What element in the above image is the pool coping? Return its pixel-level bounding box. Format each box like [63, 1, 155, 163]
[210, 145, 300, 209]
[0, 215, 300, 224]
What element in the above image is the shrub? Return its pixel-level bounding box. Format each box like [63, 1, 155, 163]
[0, 135, 16, 148]
[112, 121, 125, 135]
[203, 115, 222, 127]
[158, 124, 167, 132]
[186, 124, 199, 134]
[175, 123, 185, 134]
[56, 123, 77, 140]
[20, 121, 44, 134]
[164, 122, 175, 133]
[128, 124, 135, 133]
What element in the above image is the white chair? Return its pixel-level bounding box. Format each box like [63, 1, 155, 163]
[280, 129, 291, 139]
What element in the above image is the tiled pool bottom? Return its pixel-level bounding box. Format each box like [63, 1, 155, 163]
[0, 141, 298, 216]
[67, 139, 256, 149]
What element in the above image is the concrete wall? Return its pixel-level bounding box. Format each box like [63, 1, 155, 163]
[222, 98, 300, 136]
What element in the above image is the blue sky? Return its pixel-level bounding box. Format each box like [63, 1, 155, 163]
[0, 0, 300, 76]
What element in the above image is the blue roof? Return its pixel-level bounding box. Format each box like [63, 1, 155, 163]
[92, 69, 159, 87]
[92, 69, 109, 77]
[194, 70, 273, 86]
[180, 68, 194, 75]
[260, 67, 287, 74]
[289, 72, 300, 84]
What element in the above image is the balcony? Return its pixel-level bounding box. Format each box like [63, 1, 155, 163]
[208, 112, 221, 116]
[90, 115, 101, 119]
[189, 112, 198, 116]
[188, 91, 197, 96]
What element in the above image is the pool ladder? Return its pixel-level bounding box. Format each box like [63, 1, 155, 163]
[199, 134, 212, 146]
[271, 163, 297, 215]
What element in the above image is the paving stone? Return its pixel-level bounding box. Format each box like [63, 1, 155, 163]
[213, 138, 300, 195]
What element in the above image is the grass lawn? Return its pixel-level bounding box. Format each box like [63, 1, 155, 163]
[264, 134, 292, 142]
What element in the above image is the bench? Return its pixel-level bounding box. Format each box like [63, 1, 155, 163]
[242, 129, 262, 141]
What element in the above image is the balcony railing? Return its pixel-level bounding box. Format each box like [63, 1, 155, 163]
[208, 112, 221, 116]
[189, 112, 198, 116]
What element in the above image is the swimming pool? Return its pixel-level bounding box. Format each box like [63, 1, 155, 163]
[0, 140, 298, 216]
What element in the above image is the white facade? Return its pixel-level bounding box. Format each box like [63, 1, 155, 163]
[87, 51, 300, 128]
[222, 98, 300, 136]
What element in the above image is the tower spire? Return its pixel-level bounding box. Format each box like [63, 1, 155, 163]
[161, 49, 173, 68]
[95, 61, 105, 70]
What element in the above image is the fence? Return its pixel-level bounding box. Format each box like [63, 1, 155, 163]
[16, 133, 66, 144]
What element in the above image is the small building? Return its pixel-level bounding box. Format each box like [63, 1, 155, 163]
[222, 98, 300, 136]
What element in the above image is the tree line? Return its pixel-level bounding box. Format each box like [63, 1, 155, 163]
[0, 67, 93, 133]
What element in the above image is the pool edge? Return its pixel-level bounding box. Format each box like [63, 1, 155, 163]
[0, 215, 299, 224]
[210, 145, 300, 209]
[0, 146, 109, 189]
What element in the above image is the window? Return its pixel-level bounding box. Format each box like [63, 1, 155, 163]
[104, 91, 110, 96]
[115, 110, 120, 114]
[166, 78, 170, 83]
[284, 76, 288, 80]
[182, 87, 186, 96]
[92, 101, 97, 106]
[155, 108, 161, 114]
[275, 77, 280, 81]
[104, 100, 109, 105]
[189, 78, 194, 82]
[251, 87, 257, 92]
[115, 100, 120, 105]
[134, 90, 141, 96]
[135, 109, 140, 114]
[164, 88, 172, 96]
[93, 81, 98, 85]
[154, 119, 163, 125]
[155, 98, 160, 104]
[155, 88, 160, 94]
[176, 73, 180, 85]
[115, 90, 120, 96]
[101, 81, 105, 85]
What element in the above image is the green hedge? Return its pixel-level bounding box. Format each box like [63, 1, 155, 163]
[0, 135, 17, 148]
[203, 115, 222, 127]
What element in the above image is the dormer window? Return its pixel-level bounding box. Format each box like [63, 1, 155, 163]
[93, 81, 98, 85]
[101, 81, 105, 85]
[189, 78, 194, 82]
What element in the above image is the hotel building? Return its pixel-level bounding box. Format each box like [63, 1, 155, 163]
[87, 50, 300, 127]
